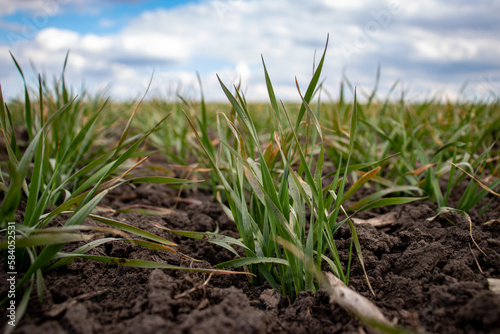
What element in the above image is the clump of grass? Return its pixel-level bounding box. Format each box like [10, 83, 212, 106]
[0, 54, 243, 333]
[320, 68, 500, 215]
[185, 38, 421, 301]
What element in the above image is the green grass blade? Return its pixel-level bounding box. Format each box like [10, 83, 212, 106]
[9, 52, 32, 139]
[115, 76, 152, 154]
[431, 141, 466, 160]
[294, 34, 329, 133]
[24, 135, 45, 226]
[366, 63, 381, 109]
[61, 50, 70, 104]
[125, 239, 178, 252]
[0, 233, 93, 248]
[0, 88, 20, 164]
[56, 98, 108, 168]
[323, 153, 400, 179]
[339, 166, 381, 206]
[346, 186, 423, 212]
[346, 216, 374, 294]
[127, 176, 203, 185]
[348, 88, 358, 155]
[157, 226, 247, 247]
[217, 75, 259, 145]
[261, 55, 280, 115]
[46, 237, 121, 270]
[349, 197, 426, 216]
[296, 78, 323, 142]
[215, 256, 289, 269]
[54, 253, 250, 275]
[0, 99, 75, 227]
[87, 214, 179, 247]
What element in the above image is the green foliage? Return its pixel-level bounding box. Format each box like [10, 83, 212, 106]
[184, 39, 421, 301]
[321, 69, 499, 215]
[0, 55, 231, 333]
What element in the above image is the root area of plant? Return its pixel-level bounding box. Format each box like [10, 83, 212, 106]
[1, 183, 499, 334]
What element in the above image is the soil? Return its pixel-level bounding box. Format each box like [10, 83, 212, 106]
[1, 170, 500, 334]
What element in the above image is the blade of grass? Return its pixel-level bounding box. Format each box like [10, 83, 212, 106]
[0, 98, 76, 227]
[449, 161, 500, 198]
[10, 52, 33, 139]
[53, 253, 252, 276]
[339, 166, 381, 206]
[87, 214, 179, 247]
[215, 256, 289, 269]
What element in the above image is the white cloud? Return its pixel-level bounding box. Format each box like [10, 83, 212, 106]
[1, 0, 499, 102]
[35, 28, 78, 50]
[0, 0, 52, 16]
[81, 34, 111, 52]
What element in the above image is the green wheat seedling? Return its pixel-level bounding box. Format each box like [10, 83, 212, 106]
[134, 97, 193, 165]
[399, 101, 499, 213]
[329, 71, 500, 214]
[184, 39, 421, 301]
[0, 57, 245, 333]
[131, 73, 224, 197]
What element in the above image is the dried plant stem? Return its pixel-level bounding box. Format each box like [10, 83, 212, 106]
[324, 272, 389, 328]
[324, 272, 420, 334]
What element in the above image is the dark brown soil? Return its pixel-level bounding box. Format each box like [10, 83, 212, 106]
[1, 177, 500, 334]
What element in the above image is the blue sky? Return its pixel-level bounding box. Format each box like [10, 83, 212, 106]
[1, 0, 499, 102]
[0, 1, 200, 38]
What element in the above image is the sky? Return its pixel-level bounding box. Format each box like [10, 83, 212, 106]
[0, 0, 499, 103]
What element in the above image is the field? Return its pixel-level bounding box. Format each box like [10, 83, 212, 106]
[1, 51, 499, 334]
